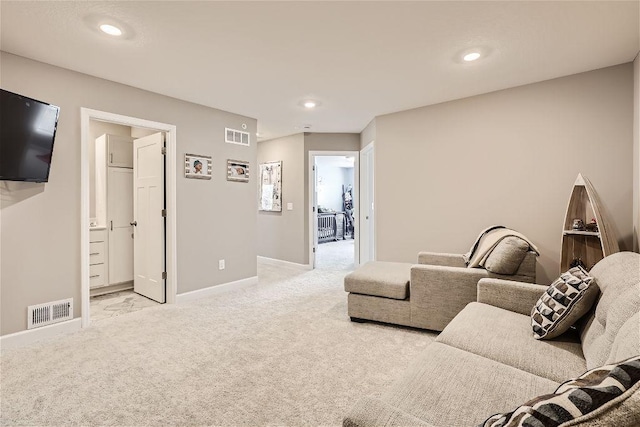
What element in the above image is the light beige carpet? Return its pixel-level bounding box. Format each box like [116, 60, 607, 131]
[316, 239, 355, 271]
[1, 261, 435, 426]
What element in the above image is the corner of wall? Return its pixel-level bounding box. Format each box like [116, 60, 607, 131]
[633, 53, 640, 252]
[359, 119, 377, 150]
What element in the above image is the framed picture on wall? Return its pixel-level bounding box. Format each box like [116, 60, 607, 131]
[258, 161, 282, 211]
[227, 159, 249, 182]
[184, 153, 212, 180]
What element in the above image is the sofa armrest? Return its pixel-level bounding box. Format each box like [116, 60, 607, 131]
[477, 278, 548, 316]
[343, 396, 435, 427]
[417, 252, 466, 268]
[410, 264, 491, 331]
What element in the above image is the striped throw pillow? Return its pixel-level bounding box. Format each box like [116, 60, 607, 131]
[480, 355, 640, 427]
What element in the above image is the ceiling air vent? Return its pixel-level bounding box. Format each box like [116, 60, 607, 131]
[27, 298, 73, 329]
[225, 128, 250, 146]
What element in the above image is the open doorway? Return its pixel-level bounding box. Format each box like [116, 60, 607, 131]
[309, 151, 359, 270]
[80, 109, 177, 328]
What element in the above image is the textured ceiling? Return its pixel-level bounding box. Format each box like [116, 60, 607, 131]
[1, 1, 638, 141]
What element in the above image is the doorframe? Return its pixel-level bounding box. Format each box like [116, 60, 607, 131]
[360, 141, 375, 263]
[80, 108, 178, 328]
[308, 151, 360, 269]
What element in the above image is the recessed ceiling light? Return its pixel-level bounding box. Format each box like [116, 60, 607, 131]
[256, 133, 261, 137]
[99, 24, 122, 36]
[463, 52, 481, 62]
[303, 101, 317, 109]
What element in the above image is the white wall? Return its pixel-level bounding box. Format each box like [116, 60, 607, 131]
[0, 53, 257, 335]
[256, 133, 360, 265]
[256, 134, 306, 264]
[374, 64, 634, 284]
[360, 119, 376, 150]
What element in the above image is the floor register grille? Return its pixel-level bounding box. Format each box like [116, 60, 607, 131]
[27, 298, 73, 329]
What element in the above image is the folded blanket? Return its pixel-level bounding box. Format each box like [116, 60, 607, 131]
[463, 226, 540, 269]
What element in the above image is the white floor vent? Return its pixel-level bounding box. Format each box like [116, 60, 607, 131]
[27, 298, 73, 329]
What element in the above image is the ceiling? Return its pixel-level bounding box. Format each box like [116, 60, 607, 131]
[1, 1, 639, 142]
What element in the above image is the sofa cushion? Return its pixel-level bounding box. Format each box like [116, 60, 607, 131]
[344, 261, 411, 300]
[531, 266, 598, 339]
[344, 342, 558, 427]
[436, 302, 586, 383]
[479, 355, 640, 427]
[484, 237, 530, 275]
[580, 252, 640, 370]
[344, 396, 436, 427]
[606, 312, 640, 365]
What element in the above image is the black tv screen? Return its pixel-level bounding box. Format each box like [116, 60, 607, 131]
[0, 89, 60, 183]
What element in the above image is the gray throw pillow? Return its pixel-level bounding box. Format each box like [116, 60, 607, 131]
[484, 237, 529, 275]
[531, 266, 598, 340]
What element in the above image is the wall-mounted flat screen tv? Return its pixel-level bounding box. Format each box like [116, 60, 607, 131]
[0, 89, 60, 183]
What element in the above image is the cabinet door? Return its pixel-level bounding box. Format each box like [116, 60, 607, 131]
[108, 136, 134, 168]
[108, 167, 134, 284]
[89, 241, 106, 265]
[89, 264, 106, 288]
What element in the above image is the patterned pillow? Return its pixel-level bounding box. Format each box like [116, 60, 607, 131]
[479, 355, 640, 427]
[531, 266, 598, 339]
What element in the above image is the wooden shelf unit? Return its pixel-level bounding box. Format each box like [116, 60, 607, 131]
[560, 174, 619, 271]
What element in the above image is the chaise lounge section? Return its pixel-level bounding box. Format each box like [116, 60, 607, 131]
[345, 246, 537, 331]
[344, 251, 640, 427]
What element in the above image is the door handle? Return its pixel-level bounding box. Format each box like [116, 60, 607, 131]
[130, 221, 137, 227]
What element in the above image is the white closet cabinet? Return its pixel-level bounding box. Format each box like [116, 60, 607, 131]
[107, 168, 134, 284]
[97, 133, 134, 168]
[95, 134, 134, 286]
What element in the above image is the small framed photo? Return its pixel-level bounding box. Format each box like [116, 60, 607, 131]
[227, 159, 250, 183]
[185, 153, 212, 180]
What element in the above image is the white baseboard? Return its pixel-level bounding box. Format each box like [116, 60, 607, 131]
[0, 318, 82, 351]
[257, 256, 312, 270]
[176, 276, 258, 303]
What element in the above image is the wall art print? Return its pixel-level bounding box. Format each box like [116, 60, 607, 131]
[258, 161, 282, 211]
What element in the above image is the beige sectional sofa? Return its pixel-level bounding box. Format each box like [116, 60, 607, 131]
[344, 251, 640, 427]
[345, 250, 536, 331]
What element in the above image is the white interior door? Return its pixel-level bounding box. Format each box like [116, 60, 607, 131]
[108, 167, 134, 284]
[133, 132, 165, 303]
[359, 144, 375, 264]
